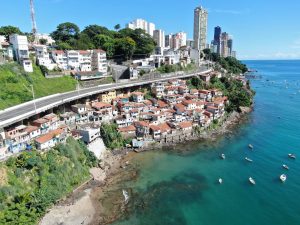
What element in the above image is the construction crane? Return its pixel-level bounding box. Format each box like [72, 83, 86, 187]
[30, 0, 38, 43]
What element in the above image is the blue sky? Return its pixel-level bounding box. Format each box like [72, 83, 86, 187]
[1, 0, 300, 60]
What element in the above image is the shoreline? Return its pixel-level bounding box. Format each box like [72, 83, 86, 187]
[40, 107, 252, 225]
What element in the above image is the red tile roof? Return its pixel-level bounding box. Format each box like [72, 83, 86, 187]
[150, 125, 161, 131]
[178, 121, 193, 129]
[92, 102, 112, 109]
[35, 128, 64, 144]
[118, 125, 136, 132]
[25, 126, 39, 133]
[157, 123, 171, 133]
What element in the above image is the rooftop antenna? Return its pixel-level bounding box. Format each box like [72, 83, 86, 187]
[30, 0, 38, 43]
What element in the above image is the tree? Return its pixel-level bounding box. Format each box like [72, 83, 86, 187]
[51, 22, 80, 42]
[93, 34, 115, 57]
[119, 28, 155, 57]
[75, 33, 95, 50]
[0, 26, 22, 39]
[114, 24, 121, 31]
[190, 77, 204, 89]
[115, 37, 136, 60]
[56, 42, 73, 50]
[39, 38, 47, 45]
[82, 25, 113, 39]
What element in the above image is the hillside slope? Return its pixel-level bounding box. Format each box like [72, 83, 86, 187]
[0, 63, 76, 110]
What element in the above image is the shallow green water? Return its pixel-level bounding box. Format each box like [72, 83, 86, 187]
[112, 60, 300, 225]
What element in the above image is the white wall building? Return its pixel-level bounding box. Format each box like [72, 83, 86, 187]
[91, 49, 108, 75]
[35, 45, 57, 70]
[193, 6, 208, 51]
[171, 32, 187, 50]
[51, 50, 68, 70]
[148, 22, 156, 36]
[153, 29, 165, 49]
[9, 34, 33, 72]
[9, 34, 30, 61]
[51, 49, 107, 74]
[126, 18, 156, 36]
[36, 33, 55, 45]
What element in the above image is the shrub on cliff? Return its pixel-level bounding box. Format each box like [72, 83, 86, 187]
[0, 137, 97, 224]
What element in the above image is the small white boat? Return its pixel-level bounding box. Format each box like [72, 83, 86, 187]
[288, 154, 296, 159]
[245, 157, 253, 162]
[280, 174, 287, 183]
[248, 144, 253, 149]
[282, 164, 289, 170]
[221, 154, 226, 159]
[218, 178, 223, 184]
[122, 189, 130, 203]
[249, 177, 256, 185]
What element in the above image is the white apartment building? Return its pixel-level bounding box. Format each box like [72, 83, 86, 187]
[153, 29, 165, 49]
[126, 18, 156, 36]
[36, 33, 55, 45]
[51, 50, 68, 70]
[171, 32, 187, 50]
[35, 45, 56, 70]
[148, 22, 156, 36]
[79, 50, 92, 72]
[51, 49, 107, 74]
[9, 34, 33, 72]
[9, 34, 29, 61]
[193, 6, 208, 51]
[91, 49, 108, 75]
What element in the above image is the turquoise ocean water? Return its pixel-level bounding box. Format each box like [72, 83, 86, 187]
[112, 60, 300, 225]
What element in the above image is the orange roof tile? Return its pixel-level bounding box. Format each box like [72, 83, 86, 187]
[118, 125, 136, 132]
[178, 121, 193, 129]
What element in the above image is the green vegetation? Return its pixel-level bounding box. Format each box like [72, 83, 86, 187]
[100, 123, 129, 149]
[209, 76, 254, 112]
[0, 63, 76, 110]
[51, 23, 156, 60]
[203, 48, 248, 74]
[157, 63, 197, 74]
[0, 138, 98, 224]
[186, 76, 205, 89]
[0, 26, 22, 39]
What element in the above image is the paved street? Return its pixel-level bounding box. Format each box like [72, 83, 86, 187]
[0, 67, 211, 128]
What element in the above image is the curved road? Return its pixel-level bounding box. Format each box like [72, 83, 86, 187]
[0, 67, 212, 128]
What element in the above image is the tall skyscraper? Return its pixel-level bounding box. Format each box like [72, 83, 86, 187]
[153, 30, 165, 49]
[213, 26, 222, 54]
[193, 6, 208, 51]
[165, 34, 172, 48]
[227, 38, 233, 57]
[221, 32, 229, 57]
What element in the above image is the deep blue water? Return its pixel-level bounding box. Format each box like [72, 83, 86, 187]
[112, 60, 300, 225]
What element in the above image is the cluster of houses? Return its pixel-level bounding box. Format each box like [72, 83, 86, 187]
[0, 77, 229, 159]
[0, 34, 108, 80]
[1, 33, 200, 82]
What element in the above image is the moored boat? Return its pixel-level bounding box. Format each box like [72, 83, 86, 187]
[245, 157, 253, 162]
[288, 154, 296, 159]
[218, 178, 223, 184]
[280, 174, 287, 183]
[248, 144, 253, 149]
[282, 164, 289, 170]
[221, 154, 226, 159]
[122, 189, 130, 203]
[249, 177, 256, 185]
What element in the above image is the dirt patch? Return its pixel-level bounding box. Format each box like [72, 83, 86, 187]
[0, 167, 8, 186]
